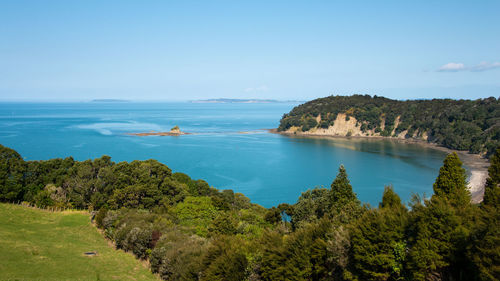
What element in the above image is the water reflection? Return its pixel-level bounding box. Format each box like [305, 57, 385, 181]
[283, 135, 447, 172]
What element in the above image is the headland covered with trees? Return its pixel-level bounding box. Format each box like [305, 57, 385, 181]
[278, 95, 500, 157]
[0, 143, 499, 280]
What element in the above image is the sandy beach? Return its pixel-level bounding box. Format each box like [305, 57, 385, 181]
[468, 170, 488, 203]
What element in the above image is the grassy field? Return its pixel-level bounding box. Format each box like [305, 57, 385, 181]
[0, 203, 158, 281]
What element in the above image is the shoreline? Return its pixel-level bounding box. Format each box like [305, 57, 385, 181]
[270, 129, 490, 203]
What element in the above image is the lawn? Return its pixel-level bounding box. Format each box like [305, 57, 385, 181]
[0, 203, 158, 281]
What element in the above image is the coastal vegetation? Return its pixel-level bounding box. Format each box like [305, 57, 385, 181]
[278, 95, 500, 157]
[0, 143, 499, 281]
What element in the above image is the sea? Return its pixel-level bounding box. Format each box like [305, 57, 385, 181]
[0, 102, 450, 207]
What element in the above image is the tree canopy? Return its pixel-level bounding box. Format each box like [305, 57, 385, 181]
[1, 144, 498, 281]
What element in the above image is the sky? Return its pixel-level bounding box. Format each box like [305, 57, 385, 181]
[0, 0, 499, 101]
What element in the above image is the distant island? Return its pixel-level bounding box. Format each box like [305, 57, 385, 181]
[278, 95, 500, 157]
[191, 98, 301, 103]
[91, 99, 130, 103]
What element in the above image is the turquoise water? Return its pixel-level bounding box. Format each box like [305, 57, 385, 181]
[0, 102, 448, 207]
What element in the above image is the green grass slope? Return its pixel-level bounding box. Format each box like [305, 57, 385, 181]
[0, 203, 158, 281]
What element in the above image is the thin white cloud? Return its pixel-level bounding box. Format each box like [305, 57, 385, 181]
[437, 61, 500, 72]
[438, 62, 466, 72]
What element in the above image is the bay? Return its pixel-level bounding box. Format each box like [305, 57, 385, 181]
[0, 102, 448, 207]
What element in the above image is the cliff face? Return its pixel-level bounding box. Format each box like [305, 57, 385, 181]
[284, 113, 416, 140]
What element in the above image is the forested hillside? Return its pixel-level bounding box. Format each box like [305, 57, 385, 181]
[1, 144, 499, 281]
[278, 95, 500, 156]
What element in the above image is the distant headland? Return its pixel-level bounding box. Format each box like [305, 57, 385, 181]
[277, 95, 499, 157]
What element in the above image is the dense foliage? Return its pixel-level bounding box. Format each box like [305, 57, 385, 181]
[1, 143, 499, 281]
[278, 95, 500, 156]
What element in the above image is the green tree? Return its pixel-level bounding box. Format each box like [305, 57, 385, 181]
[331, 165, 358, 207]
[292, 188, 330, 228]
[407, 197, 472, 280]
[433, 152, 470, 208]
[379, 185, 406, 212]
[469, 203, 500, 281]
[325, 225, 351, 280]
[0, 145, 26, 201]
[407, 154, 474, 281]
[330, 165, 362, 223]
[260, 219, 332, 281]
[348, 188, 408, 281]
[209, 212, 238, 235]
[469, 147, 500, 280]
[200, 237, 248, 281]
[265, 207, 282, 225]
[151, 234, 207, 280]
[94, 208, 108, 229]
[124, 226, 153, 259]
[483, 147, 500, 206]
[259, 231, 286, 281]
[175, 196, 217, 236]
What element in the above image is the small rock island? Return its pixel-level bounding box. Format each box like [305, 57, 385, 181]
[128, 125, 190, 136]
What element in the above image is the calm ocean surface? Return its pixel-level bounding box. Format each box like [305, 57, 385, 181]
[0, 102, 450, 207]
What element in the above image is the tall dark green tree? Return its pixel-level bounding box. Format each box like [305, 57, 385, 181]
[348, 186, 408, 281]
[330, 165, 356, 205]
[469, 147, 500, 280]
[200, 237, 248, 281]
[259, 231, 287, 281]
[483, 147, 500, 207]
[260, 218, 332, 281]
[408, 153, 474, 281]
[292, 187, 330, 228]
[379, 185, 406, 211]
[330, 165, 361, 223]
[433, 152, 470, 208]
[0, 145, 26, 201]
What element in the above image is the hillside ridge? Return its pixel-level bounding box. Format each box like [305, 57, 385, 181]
[278, 95, 500, 156]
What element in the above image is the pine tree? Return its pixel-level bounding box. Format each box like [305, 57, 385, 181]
[346, 186, 408, 280]
[330, 165, 362, 224]
[348, 206, 408, 280]
[483, 147, 500, 207]
[433, 152, 470, 208]
[380, 185, 406, 211]
[469, 205, 500, 281]
[408, 153, 474, 280]
[407, 197, 461, 280]
[331, 165, 359, 206]
[469, 147, 500, 280]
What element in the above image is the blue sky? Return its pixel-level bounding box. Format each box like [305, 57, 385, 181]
[1, 0, 499, 101]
